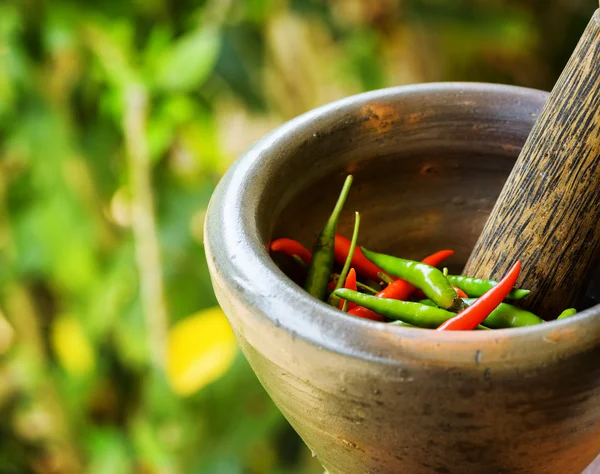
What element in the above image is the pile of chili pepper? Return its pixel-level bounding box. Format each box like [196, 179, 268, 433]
[269, 175, 577, 330]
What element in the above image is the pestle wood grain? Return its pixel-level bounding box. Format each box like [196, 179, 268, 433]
[463, 12, 600, 318]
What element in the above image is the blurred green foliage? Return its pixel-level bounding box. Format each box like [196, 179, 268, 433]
[0, 0, 596, 472]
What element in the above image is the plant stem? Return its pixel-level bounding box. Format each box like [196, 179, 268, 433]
[123, 84, 169, 370]
[3, 284, 81, 472]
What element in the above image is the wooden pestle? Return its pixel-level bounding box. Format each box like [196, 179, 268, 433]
[463, 7, 600, 319]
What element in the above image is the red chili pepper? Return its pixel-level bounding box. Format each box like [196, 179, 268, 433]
[270, 238, 312, 266]
[437, 261, 521, 331]
[339, 268, 357, 310]
[334, 235, 392, 282]
[454, 286, 468, 298]
[348, 249, 454, 321]
[348, 305, 385, 321]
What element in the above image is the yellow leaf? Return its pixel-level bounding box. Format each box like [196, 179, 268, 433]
[0, 311, 14, 356]
[166, 307, 237, 396]
[50, 315, 96, 377]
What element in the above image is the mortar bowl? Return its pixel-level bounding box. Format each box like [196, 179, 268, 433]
[204, 83, 600, 473]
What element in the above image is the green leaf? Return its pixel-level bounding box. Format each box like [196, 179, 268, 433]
[154, 27, 221, 92]
[85, 428, 133, 474]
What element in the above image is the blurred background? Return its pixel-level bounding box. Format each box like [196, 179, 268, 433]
[0, 0, 598, 473]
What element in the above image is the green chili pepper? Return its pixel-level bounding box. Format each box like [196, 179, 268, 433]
[334, 289, 463, 328]
[462, 298, 543, 328]
[389, 319, 489, 330]
[331, 274, 378, 294]
[304, 175, 353, 300]
[557, 308, 577, 320]
[419, 298, 543, 328]
[329, 212, 360, 306]
[419, 299, 437, 307]
[446, 275, 530, 300]
[389, 321, 416, 328]
[360, 248, 467, 312]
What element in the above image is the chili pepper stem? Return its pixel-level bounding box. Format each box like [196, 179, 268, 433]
[329, 212, 361, 306]
[448, 297, 469, 312]
[335, 214, 360, 292]
[378, 272, 393, 285]
[331, 274, 378, 294]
